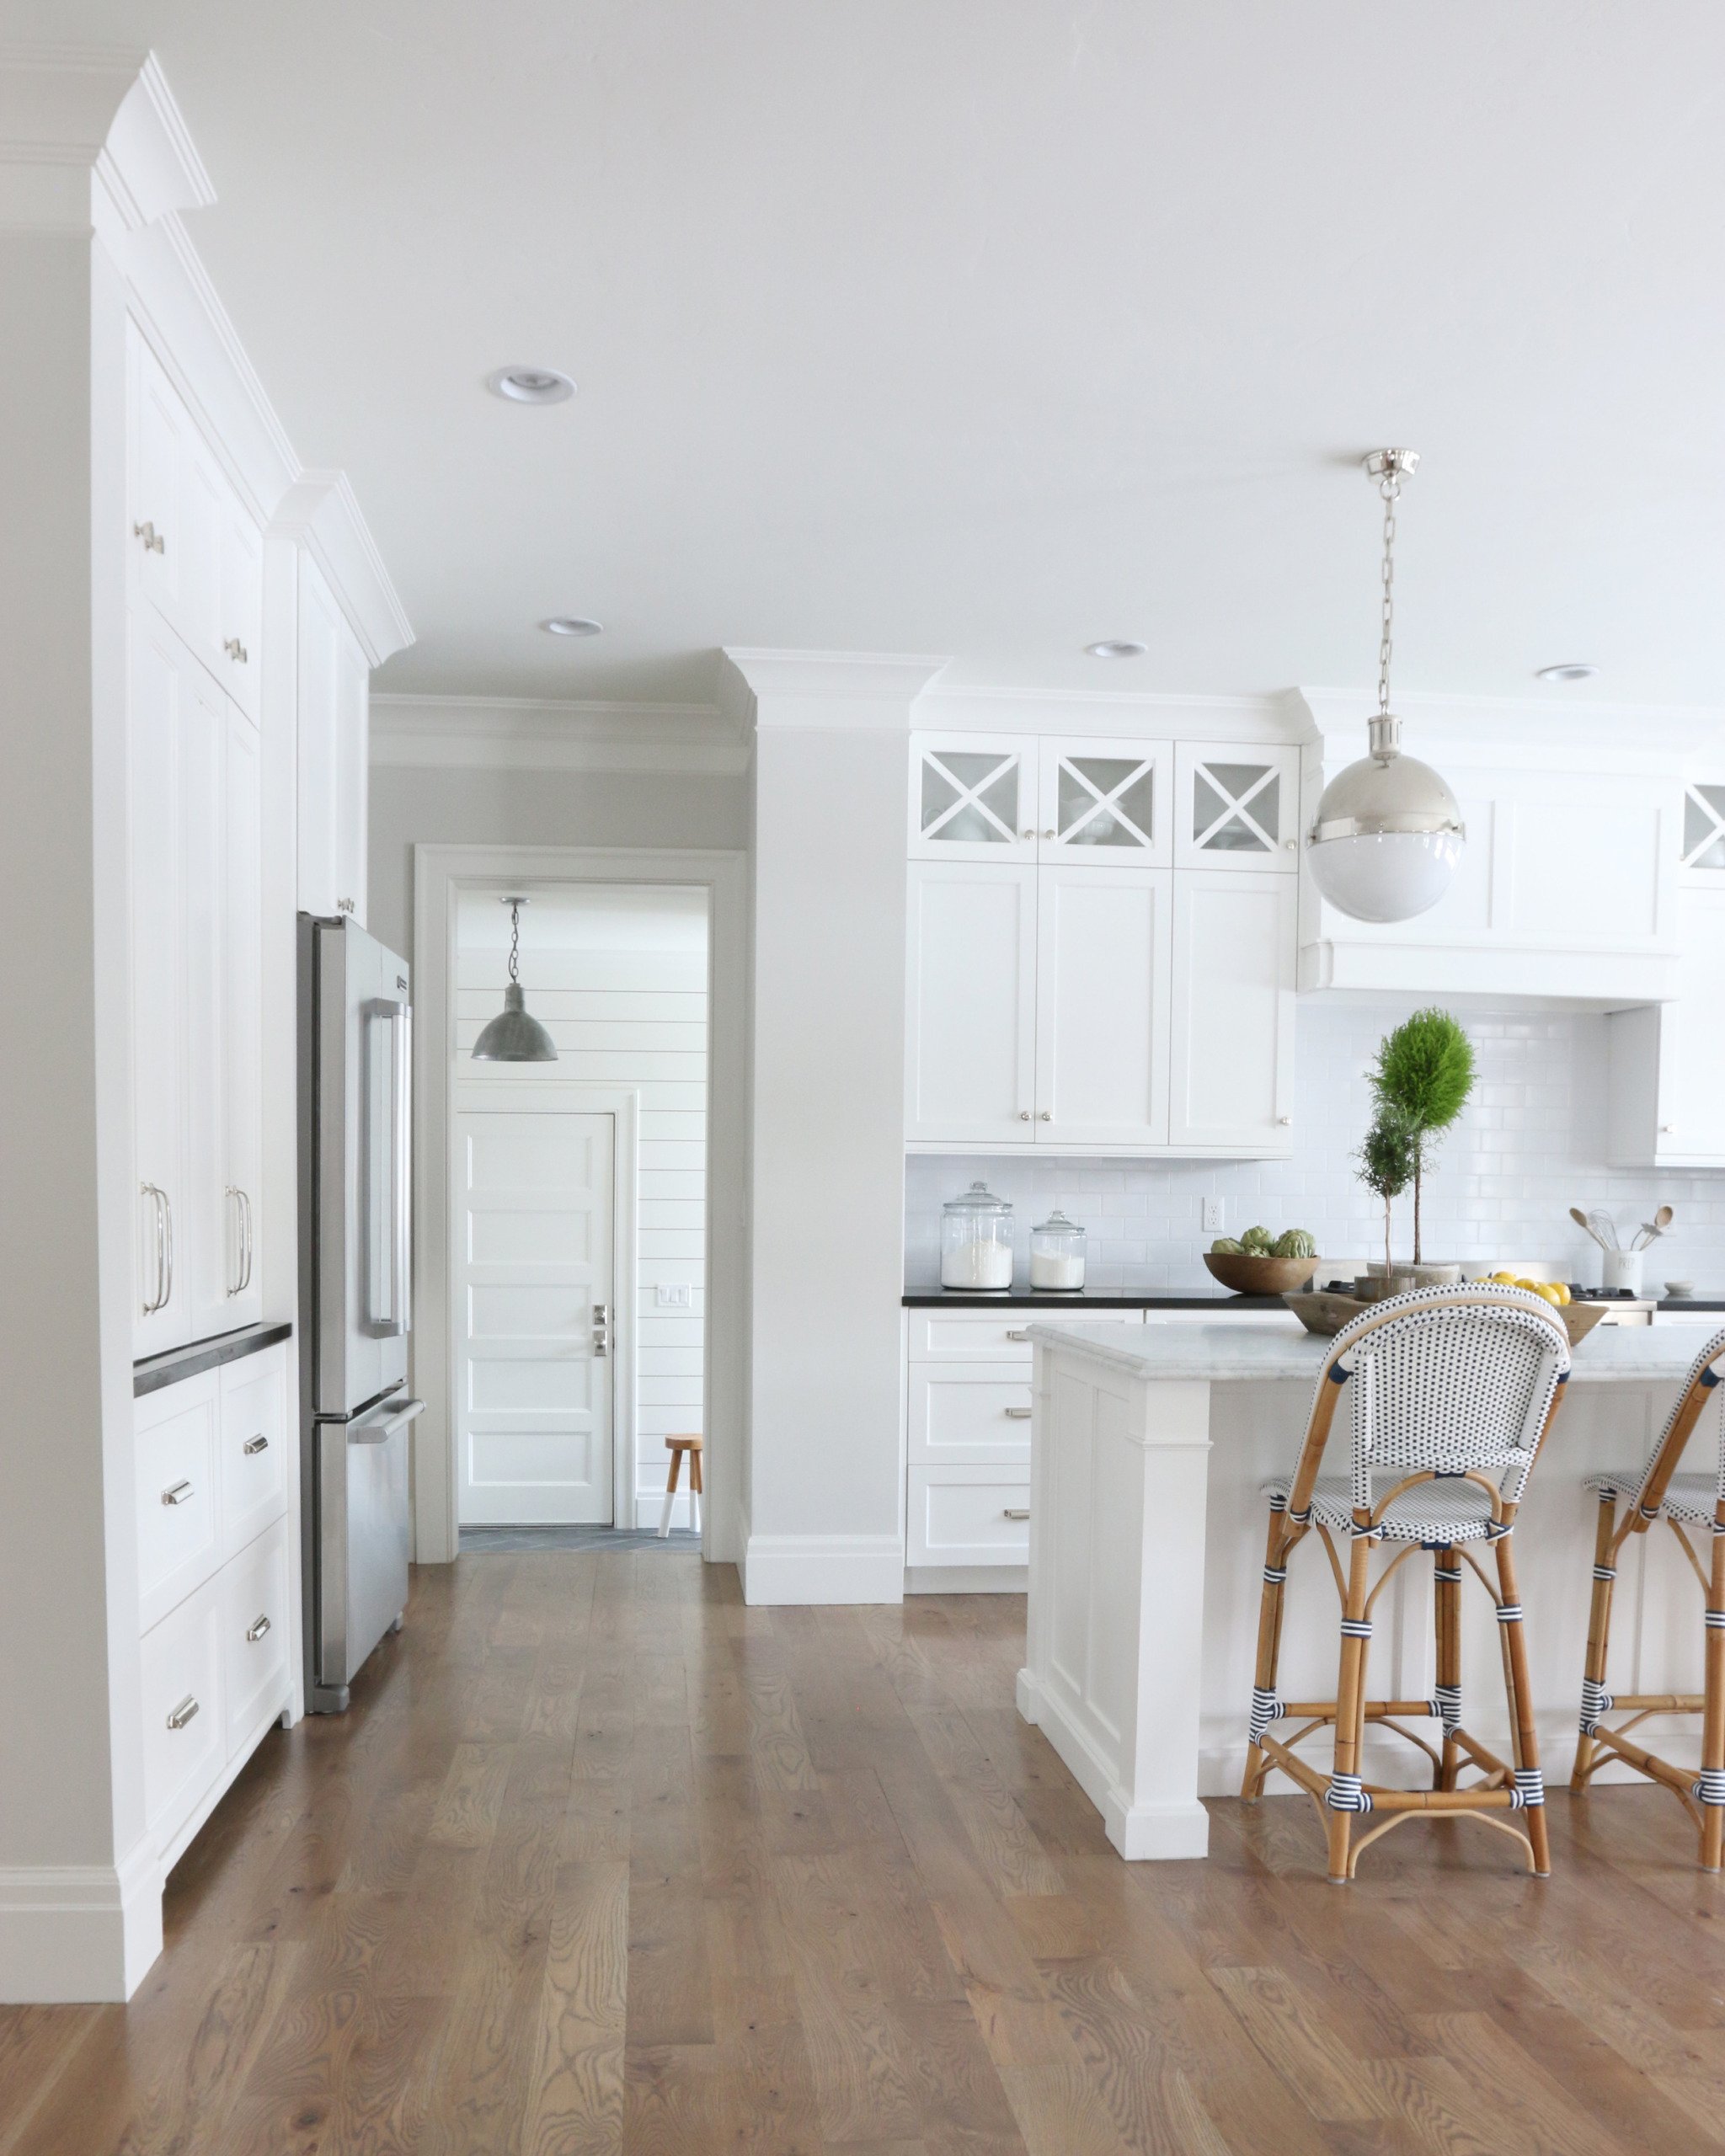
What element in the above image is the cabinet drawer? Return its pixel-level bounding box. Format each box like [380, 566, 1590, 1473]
[222, 1518, 292, 1755]
[910, 1365, 1034, 1464]
[141, 1576, 225, 1838]
[220, 1348, 288, 1557]
[906, 1309, 1140, 1362]
[907, 1467, 1032, 1567]
[136, 1373, 222, 1630]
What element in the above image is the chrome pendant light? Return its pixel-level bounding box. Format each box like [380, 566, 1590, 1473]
[472, 896, 558, 1062]
[1306, 449, 1466, 923]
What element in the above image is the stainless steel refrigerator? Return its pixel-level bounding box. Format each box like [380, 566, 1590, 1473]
[297, 913, 424, 1713]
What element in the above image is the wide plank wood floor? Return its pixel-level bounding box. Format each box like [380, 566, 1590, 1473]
[6, 1553, 1725, 2153]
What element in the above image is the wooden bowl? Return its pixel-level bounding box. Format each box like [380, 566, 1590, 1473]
[1283, 1289, 1610, 1348]
[1203, 1251, 1320, 1296]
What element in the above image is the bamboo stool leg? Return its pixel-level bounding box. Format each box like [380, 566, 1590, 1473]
[1242, 1504, 1292, 1801]
[1494, 1531, 1550, 1876]
[1701, 1516, 1725, 1871]
[1326, 1530, 1374, 1884]
[1434, 1545, 1461, 1791]
[657, 1444, 685, 1539]
[1571, 1492, 1620, 1792]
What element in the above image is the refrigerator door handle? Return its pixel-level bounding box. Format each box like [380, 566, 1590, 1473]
[348, 1396, 425, 1446]
[366, 997, 411, 1337]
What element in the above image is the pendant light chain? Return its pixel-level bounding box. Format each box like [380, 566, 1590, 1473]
[1377, 465, 1400, 721]
[508, 900, 521, 985]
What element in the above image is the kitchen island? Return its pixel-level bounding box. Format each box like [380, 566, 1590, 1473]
[1017, 1318, 1725, 1860]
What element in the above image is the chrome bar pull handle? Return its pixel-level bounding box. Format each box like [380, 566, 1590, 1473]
[1003, 1508, 1031, 1521]
[161, 1188, 174, 1310]
[246, 1614, 271, 1643]
[161, 1480, 193, 1506]
[1004, 1406, 1033, 1419]
[166, 1695, 199, 1730]
[141, 1182, 168, 1313]
[239, 1188, 254, 1294]
[226, 1187, 242, 1295]
[243, 1433, 269, 1457]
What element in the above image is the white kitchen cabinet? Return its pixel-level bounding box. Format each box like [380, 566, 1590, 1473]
[909, 734, 1037, 861]
[127, 607, 264, 1355]
[296, 552, 370, 923]
[1175, 742, 1299, 872]
[907, 1467, 1033, 1568]
[216, 486, 264, 725]
[1037, 739, 1170, 864]
[906, 861, 1039, 1142]
[1037, 865, 1171, 1146]
[1607, 885, 1725, 1167]
[1168, 871, 1296, 1150]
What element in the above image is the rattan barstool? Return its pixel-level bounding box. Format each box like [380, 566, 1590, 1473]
[1571, 1326, 1725, 1867]
[1242, 1283, 1573, 1882]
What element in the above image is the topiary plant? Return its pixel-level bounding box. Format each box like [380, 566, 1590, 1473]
[1356, 1107, 1419, 1276]
[1370, 1009, 1476, 1263]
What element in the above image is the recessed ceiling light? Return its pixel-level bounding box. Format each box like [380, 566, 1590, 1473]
[487, 366, 575, 405]
[1087, 639, 1147, 659]
[540, 616, 603, 638]
[1535, 662, 1599, 683]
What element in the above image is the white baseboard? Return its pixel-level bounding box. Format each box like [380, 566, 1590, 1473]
[741, 1531, 904, 1606]
[1017, 1668, 1209, 1859]
[905, 1564, 1028, 1594]
[0, 1838, 162, 2003]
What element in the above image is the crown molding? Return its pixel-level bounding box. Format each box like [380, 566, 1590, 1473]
[918, 681, 1305, 741]
[0, 46, 211, 233]
[371, 694, 750, 776]
[274, 474, 414, 668]
[722, 647, 949, 728]
[1296, 686, 1725, 770]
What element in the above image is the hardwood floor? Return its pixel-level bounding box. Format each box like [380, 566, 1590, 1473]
[5, 1555, 1725, 2153]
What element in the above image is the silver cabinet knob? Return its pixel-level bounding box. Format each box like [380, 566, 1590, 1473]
[132, 520, 165, 554]
[166, 1695, 199, 1731]
[1020, 829, 1034, 839]
[1660, 1124, 1676, 1134]
[1039, 1111, 1052, 1121]
[1278, 1116, 1292, 1126]
[336, 897, 356, 914]
[1005, 1329, 1031, 1342]
[223, 637, 248, 664]
[1019, 1110, 1031, 1121]
[246, 1613, 271, 1643]
[1043, 829, 1055, 840]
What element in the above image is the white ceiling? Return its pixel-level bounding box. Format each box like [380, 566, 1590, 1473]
[32, 2, 1725, 709]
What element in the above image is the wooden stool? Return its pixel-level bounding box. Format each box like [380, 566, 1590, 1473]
[1573, 1326, 1725, 1867]
[1243, 1284, 1572, 1882]
[658, 1434, 702, 1538]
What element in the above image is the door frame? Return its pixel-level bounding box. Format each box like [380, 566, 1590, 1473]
[451, 1080, 638, 1532]
[412, 843, 746, 1565]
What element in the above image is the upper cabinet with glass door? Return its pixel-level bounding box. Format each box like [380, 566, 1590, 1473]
[911, 735, 1172, 865]
[1680, 783, 1725, 883]
[1174, 743, 1300, 873]
[910, 736, 1038, 862]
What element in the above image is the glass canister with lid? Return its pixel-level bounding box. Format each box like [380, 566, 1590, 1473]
[940, 1181, 1015, 1290]
[1029, 1209, 1087, 1290]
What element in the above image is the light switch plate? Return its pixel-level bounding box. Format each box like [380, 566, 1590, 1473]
[656, 1283, 692, 1309]
[1201, 1198, 1226, 1233]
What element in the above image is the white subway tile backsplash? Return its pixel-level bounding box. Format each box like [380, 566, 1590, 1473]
[905, 1000, 1725, 1293]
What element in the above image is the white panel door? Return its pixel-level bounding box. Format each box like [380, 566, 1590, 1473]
[222, 705, 264, 1325]
[216, 482, 264, 723]
[456, 1110, 616, 1524]
[905, 862, 1038, 1143]
[180, 665, 230, 1347]
[1168, 872, 1295, 1150]
[1035, 866, 1171, 1145]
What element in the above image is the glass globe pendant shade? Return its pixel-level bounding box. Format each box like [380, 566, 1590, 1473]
[471, 981, 558, 1062]
[1306, 718, 1466, 924]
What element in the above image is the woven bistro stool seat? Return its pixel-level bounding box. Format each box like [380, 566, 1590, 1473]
[1258, 1471, 1503, 1544]
[1571, 1328, 1725, 1868]
[1242, 1283, 1572, 1884]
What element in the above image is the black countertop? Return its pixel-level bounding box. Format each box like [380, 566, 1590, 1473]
[905, 1283, 1725, 1314]
[135, 1320, 293, 1397]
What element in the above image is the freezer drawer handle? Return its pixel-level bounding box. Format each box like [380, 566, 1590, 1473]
[161, 1480, 194, 1506]
[1003, 1406, 1033, 1419]
[166, 1695, 199, 1731]
[1003, 1508, 1031, 1521]
[246, 1613, 271, 1643]
[348, 1396, 426, 1446]
[243, 1433, 270, 1456]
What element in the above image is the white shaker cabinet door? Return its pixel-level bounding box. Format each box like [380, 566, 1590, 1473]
[296, 554, 370, 924]
[130, 611, 189, 1356]
[1168, 871, 1295, 1151]
[223, 705, 264, 1325]
[906, 862, 1039, 1143]
[1035, 865, 1171, 1145]
[179, 664, 231, 1348]
[215, 482, 264, 725]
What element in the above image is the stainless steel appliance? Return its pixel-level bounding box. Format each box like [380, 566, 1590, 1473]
[297, 914, 423, 1713]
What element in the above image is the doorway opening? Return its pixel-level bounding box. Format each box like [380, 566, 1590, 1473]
[452, 883, 709, 1544]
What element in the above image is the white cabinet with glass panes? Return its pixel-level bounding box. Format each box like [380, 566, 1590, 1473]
[1174, 743, 1300, 872]
[1607, 785, 1725, 1167]
[910, 735, 1172, 866]
[911, 736, 1039, 862]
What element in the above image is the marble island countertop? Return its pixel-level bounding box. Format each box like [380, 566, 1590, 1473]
[1024, 1317, 1717, 1385]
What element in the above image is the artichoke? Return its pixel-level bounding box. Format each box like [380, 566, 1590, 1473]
[1210, 1236, 1244, 1256]
[1272, 1229, 1317, 1259]
[1239, 1225, 1274, 1255]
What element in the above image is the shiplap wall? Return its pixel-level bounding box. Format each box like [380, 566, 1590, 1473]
[454, 912, 708, 1525]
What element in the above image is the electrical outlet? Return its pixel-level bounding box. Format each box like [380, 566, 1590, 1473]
[1202, 1198, 1226, 1234]
[656, 1283, 692, 1310]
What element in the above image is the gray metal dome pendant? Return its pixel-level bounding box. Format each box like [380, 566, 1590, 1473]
[472, 897, 558, 1062]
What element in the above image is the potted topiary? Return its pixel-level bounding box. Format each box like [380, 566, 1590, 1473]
[1354, 1106, 1419, 1299]
[1369, 1007, 1476, 1283]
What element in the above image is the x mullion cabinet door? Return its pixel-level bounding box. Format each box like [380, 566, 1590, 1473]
[909, 735, 1037, 863]
[1036, 739, 1171, 867]
[1034, 865, 1172, 1146]
[1174, 742, 1300, 873]
[906, 861, 1039, 1143]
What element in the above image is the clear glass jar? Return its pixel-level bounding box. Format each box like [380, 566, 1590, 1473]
[940, 1181, 1015, 1290]
[1029, 1209, 1087, 1290]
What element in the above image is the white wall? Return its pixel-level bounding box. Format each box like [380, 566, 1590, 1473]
[455, 888, 709, 1524]
[907, 998, 1725, 1291]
